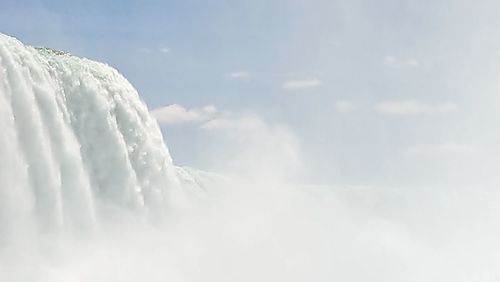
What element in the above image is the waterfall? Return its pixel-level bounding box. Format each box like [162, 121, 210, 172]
[0, 33, 179, 235]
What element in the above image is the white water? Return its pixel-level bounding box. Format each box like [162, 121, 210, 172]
[0, 33, 183, 237]
[2, 33, 500, 282]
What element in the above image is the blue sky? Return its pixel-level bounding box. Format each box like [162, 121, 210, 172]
[2, 0, 500, 187]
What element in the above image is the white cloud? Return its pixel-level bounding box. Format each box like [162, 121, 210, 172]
[151, 104, 217, 124]
[151, 104, 260, 132]
[201, 115, 264, 131]
[402, 143, 478, 158]
[384, 56, 420, 68]
[159, 47, 170, 53]
[282, 78, 323, 91]
[138, 47, 170, 54]
[373, 100, 458, 115]
[334, 100, 357, 113]
[224, 71, 252, 81]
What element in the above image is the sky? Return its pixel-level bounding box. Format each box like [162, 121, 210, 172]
[2, 0, 500, 188]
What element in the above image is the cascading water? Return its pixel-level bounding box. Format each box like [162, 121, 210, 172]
[0, 33, 181, 237]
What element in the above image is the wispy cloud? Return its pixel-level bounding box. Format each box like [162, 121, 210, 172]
[384, 56, 420, 68]
[334, 100, 357, 113]
[137, 47, 171, 54]
[373, 100, 458, 115]
[151, 104, 258, 132]
[282, 78, 323, 91]
[151, 104, 217, 124]
[201, 115, 264, 131]
[224, 71, 252, 81]
[152, 103, 278, 137]
[159, 47, 170, 53]
[402, 143, 478, 158]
